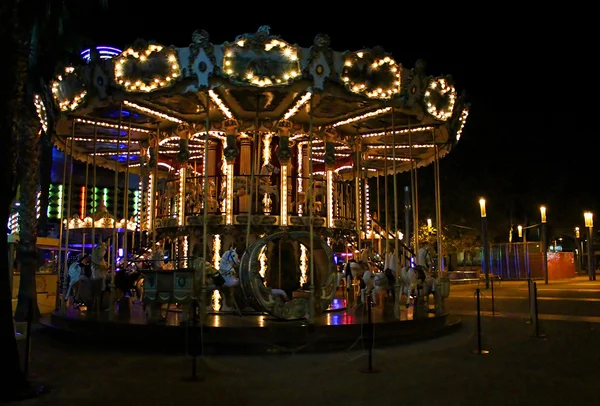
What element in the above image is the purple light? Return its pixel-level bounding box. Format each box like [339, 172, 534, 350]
[80, 46, 122, 62]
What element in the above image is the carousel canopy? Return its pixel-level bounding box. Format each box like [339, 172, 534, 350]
[45, 26, 469, 178]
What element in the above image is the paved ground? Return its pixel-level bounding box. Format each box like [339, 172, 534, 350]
[10, 277, 600, 405]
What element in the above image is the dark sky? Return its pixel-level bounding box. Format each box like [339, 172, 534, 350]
[78, 4, 593, 236]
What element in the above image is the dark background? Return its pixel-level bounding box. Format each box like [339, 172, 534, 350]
[72, 4, 593, 241]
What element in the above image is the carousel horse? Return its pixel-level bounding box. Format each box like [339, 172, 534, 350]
[360, 262, 388, 305]
[258, 163, 279, 204]
[90, 243, 109, 310]
[65, 259, 83, 303]
[291, 191, 323, 216]
[398, 265, 430, 307]
[190, 179, 219, 213]
[114, 266, 144, 302]
[190, 249, 239, 311]
[218, 247, 240, 288]
[151, 248, 167, 270]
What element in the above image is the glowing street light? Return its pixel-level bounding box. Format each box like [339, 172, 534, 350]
[540, 206, 546, 223]
[517, 225, 523, 238]
[540, 205, 548, 284]
[584, 211, 595, 281]
[479, 197, 489, 288]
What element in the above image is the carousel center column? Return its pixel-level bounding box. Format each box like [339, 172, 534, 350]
[177, 124, 191, 268]
[238, 135, 252, 214]
[276, 119, 293, 225]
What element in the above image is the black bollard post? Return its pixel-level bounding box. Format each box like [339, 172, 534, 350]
[526, 278, 532, 324]
[183, 299, 202, 382]
[23, 297, 34, 376]
[360, 294, 380, 373]
[491, 276, 495, 317]
[532, 282, 546, 339]
[472, 288, 489, 355]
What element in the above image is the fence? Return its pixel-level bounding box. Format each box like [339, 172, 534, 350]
[490, 242, 543, 280]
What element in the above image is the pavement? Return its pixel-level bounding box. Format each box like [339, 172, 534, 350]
[9, 277, 600, 405]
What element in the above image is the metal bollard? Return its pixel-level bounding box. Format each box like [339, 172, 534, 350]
[472, 289, 489, 355]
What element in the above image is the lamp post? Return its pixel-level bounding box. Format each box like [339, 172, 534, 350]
[540, 206, 548, 284]
[479, 198, 489, 289]
[575, 226, 581, 273]
[517, 225, 523, 239]
[584, 212, 595, 281]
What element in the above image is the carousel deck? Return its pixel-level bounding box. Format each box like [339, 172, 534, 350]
[45, 299, 460, 354]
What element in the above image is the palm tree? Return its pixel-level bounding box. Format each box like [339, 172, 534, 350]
[0, 0, 107, 399]
[12, 0, 107, 322]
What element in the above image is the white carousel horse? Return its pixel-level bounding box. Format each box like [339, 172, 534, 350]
[65, 261, 83, 301]
[190, 248, 240, 312]
[417, 245, 434, 271]
[397, 265, 436, 307]
[361, 267, 396, 305]
[218, 247, 240, 288]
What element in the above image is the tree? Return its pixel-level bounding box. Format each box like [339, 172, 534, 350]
[411, 221, 481, 257]
[13, 0, 107, 322]
[0, 0, 107, 400]
[0, 0, 35, 399]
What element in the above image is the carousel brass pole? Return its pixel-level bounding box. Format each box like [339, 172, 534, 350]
[91, 121, 97, 247]
[200, 90, 211, 319]
[376, 171, 381, 254]
[109, 102, 123, 319]
[355, 141, 361, 252]
[122, 117, 132, 266]
[58, 125, 74, 313]
[408, 119, 419, 253]
[392, 108, 401, 319]
[308, 94, 315, 323]
[152, 124, 159, 246]
[245, 94, 259, 252]
[384, 131, 389, 257]
[391, 110, 399, 257]
[433, 130, 444, 275]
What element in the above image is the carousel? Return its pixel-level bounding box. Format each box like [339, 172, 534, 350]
[43, 27, 468, 348]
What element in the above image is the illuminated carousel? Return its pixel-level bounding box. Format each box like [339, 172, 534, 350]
[44, 27, 468, 350]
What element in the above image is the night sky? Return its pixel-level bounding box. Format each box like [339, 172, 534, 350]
[77, 4, 593, 239]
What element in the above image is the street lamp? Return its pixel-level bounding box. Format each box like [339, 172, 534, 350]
[575, 227, 583, 273]
[427, 218, 432, 233]
[518, 225, 523, 239]
[540, 206, 548, 284]
[584, 212, 595, 281]
[479, 198, 489, 289]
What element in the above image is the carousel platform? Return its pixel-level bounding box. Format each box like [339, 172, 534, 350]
[42, 299, 461, 354]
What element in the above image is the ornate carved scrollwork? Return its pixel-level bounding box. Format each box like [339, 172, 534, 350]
[177, 123, 190, 163]
[306, 33, 334, 89]
[148, 134, 158, 169]
[223, 118, 240, 162]
[401, 58, 429, 108]
[322, 126, 337, 167]
[276, 119, 292, 163]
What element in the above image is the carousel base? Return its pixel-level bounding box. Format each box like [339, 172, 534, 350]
[43, 300, 461, 355]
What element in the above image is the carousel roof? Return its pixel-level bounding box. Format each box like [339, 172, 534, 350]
[44, 27, 470, 178]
